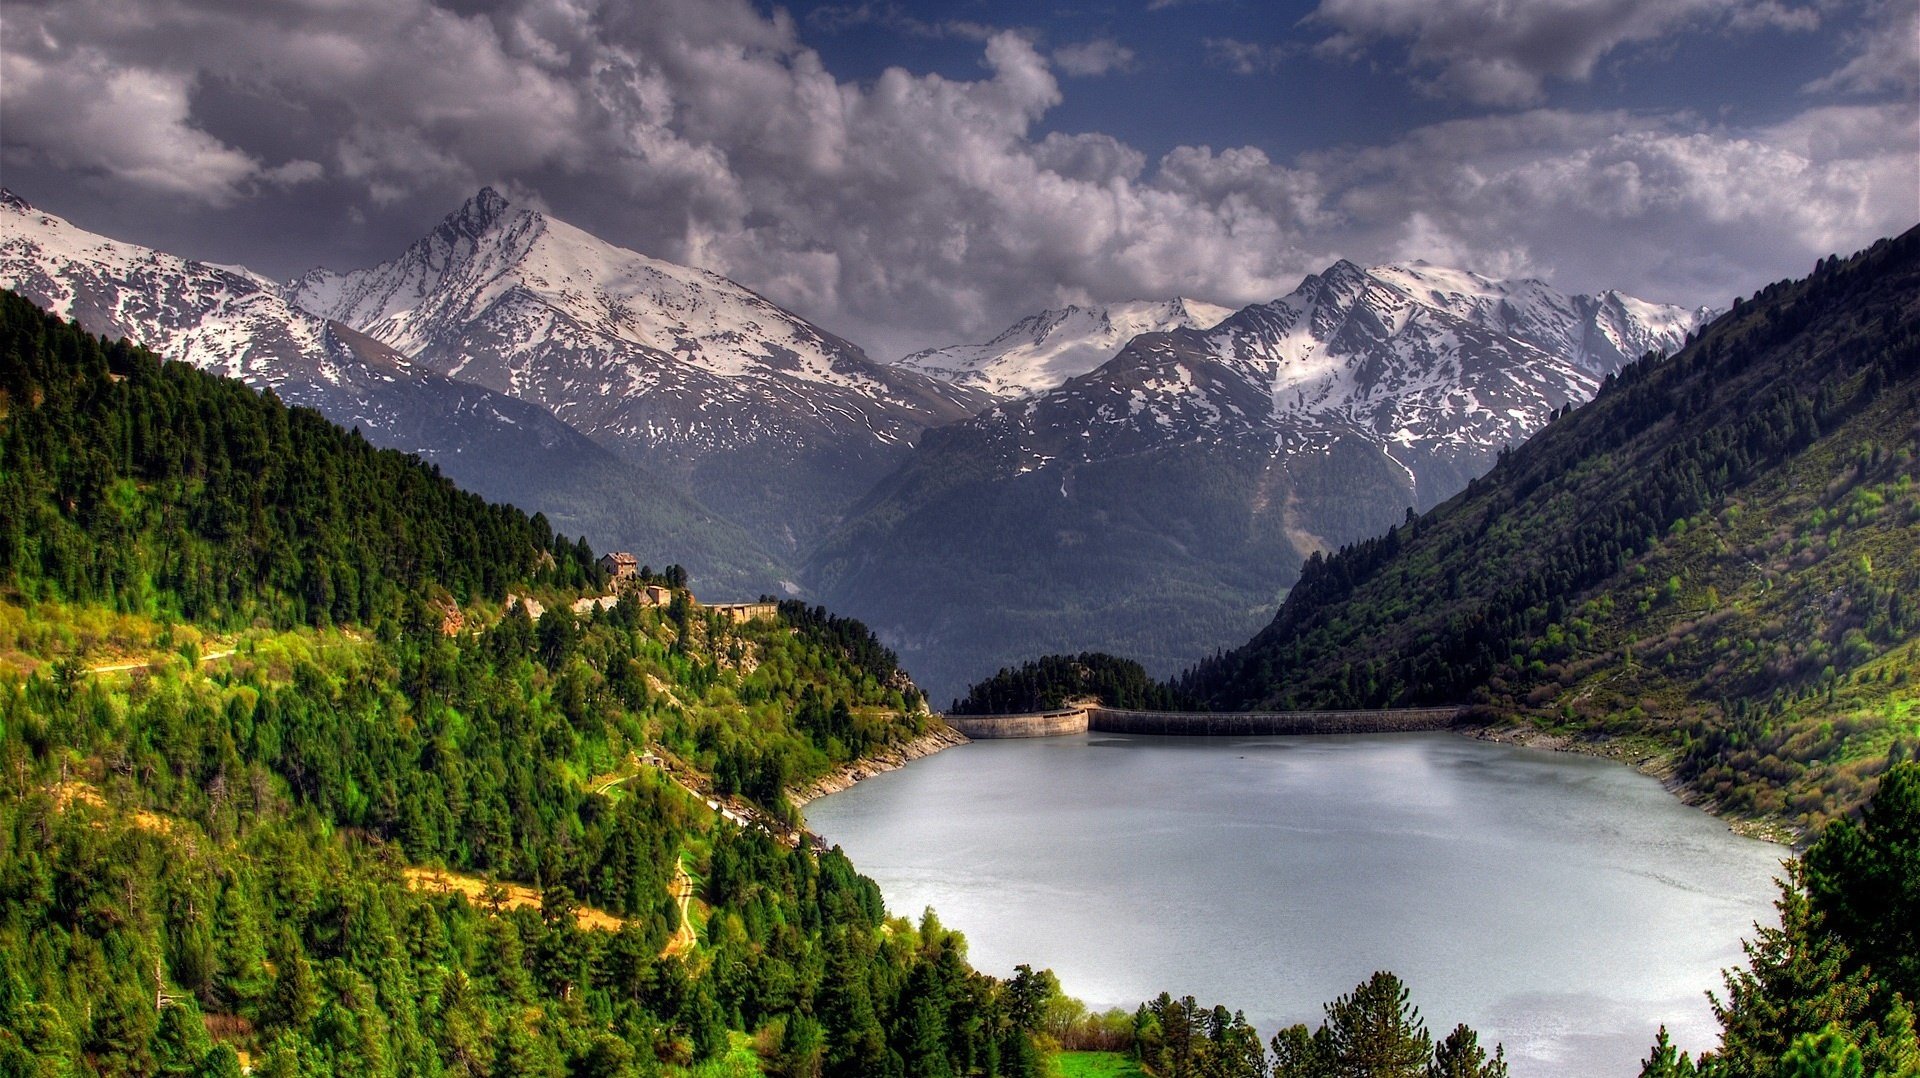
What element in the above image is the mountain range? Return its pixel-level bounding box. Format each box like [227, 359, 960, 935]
[0, 185, 1709, 700]
[808, 258, 1708, 699]
[289, 188, 986, 551]
[0, 189, 784, 593]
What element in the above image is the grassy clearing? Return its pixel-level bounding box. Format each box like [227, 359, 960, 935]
[1052, 1051, 1148, 1078]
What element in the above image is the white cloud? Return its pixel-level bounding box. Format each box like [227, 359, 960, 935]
[0, 47, 314, 204]
[1804, 0, 1919, 94]
[1307, 0, 1822, 105]
[1204, 37, 1291, 75]
[1053, 38, 1138, 77]
[0, 0, 1908, 358]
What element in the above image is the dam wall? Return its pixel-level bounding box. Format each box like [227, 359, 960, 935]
[1087, 706, 1463, 736]
[941, 705, 1464, 739]
[943, 709, 1090, 739]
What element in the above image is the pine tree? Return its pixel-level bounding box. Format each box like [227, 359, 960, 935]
[1777, 1025, 1865, 1078]
[1321, 972, 1431, 1078]
[1428, 1023, 1507, 1078]
[1637, 1026, 1697, 1078]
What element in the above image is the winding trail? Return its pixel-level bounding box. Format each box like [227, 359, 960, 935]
[87, 647, 235, 673]
[661, 857, 697, 960]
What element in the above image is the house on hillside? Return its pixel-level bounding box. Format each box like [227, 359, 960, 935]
[643, 584, 673, 606]
[598, 552, 640, 582]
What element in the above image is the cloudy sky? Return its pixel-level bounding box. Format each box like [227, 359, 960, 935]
[3, 0, 1914, 358]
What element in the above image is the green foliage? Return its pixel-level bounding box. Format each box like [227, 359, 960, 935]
[1053, 1051, 1150, 1078]
[1776, 1026, 1864, 1078]
[1649, 762, 1920, 1078]
[0, 289, 597, 629]
[1177, 229, 1920, 829]
[1427, 1024, 1507, 1078]
[1641, 1027, 1700, 1078]
[1129, 974, 1497, 1078]
[1801, 759, 1920, 1001]
[0, 298, 1036, 1077]
[950, 653, 1188, 715]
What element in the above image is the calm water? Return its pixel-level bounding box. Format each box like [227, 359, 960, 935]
[803, 732, 1784, 1078]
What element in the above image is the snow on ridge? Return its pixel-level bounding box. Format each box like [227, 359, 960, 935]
[897, 295, 1233, 399]
[284, 187, 975, 458]
[969, 253, 1712, 476]
[289, 189, 889, 393]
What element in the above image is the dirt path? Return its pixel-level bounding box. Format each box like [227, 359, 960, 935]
[660, 857, 697, 959]
[86, 647, 236, 673]
[402, 867, 624, 931]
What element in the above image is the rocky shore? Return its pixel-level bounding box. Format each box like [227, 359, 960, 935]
[789, 722, 970, 807]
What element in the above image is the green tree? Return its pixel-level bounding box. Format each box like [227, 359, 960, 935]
[1321, 972, 1431, 1078]
[1776, 1025, 1864, 1078]
[1428, 1024, 1507, 1078]
[1638, 1026, 1697, 1078]
[1802, 762, 1920, 1001]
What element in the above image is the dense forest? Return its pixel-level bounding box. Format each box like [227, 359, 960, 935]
[947, 653, 1187, 715]
[1167, 231, 1920, 830]
[0, 298, 1047, 1076]
[1635, 760, 1920, 1077]
[0, 291, 600, 629]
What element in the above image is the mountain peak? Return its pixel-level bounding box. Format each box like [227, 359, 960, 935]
[446, 186, 515, 238]
[1, 189, 30, 212]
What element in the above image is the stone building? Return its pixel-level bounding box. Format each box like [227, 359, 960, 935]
[597, 552, 640, 582]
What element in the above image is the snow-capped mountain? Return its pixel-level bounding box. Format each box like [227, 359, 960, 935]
[2, 188, 497, 443]
[289, 189, 989, 548]
[0, 189, 784, 593]
[1363, 261, 1710, 375]
[898, 297, 1233, 399]
[806, 258, 1712, 702]
[954, 258, 1710, 486]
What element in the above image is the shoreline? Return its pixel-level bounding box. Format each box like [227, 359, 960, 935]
[788, 722, 971, 808]
[1460, 720, 1799, 846]
[786, 712, 1798, 846]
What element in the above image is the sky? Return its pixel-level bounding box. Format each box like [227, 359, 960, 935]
[2, 0, 1915, 359]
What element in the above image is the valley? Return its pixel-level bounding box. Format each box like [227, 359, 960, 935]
[2, 188, 1710, 702]
[4, 2, 1915, 1076]
[3, 223, 1917, 1077]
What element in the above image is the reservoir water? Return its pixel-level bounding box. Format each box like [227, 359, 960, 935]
[803, 732, 1784, 1077]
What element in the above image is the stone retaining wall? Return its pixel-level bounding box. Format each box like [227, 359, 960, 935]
[940, 705, 1464, 739]
[943, 710, 1090, 739]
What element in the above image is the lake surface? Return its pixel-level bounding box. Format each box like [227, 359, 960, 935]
[803, 732, 1784, 1078]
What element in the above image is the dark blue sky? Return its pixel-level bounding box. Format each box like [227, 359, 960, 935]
[2, 0, 1912, 355]
[786, 0, 1857, 160]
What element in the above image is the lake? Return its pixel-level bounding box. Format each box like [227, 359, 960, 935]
[802, 731, 1784, 1077]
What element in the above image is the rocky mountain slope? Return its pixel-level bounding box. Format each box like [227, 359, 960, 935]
[290, 189, 989, 551]
[808, 259, 1709, 702]
[898, 297, 1232, 399]
[1183, 230, 1920, 830]
[0, 190, 782, 593]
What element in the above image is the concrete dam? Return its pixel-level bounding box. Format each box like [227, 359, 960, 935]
[943, 705, 1466, 739]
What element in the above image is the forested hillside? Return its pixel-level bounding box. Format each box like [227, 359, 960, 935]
[1180, 230, 1920, 831]
[0, 290, 599, 627]
[0, 296, 1052, 1076]
[948, 653, 1185, 715]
